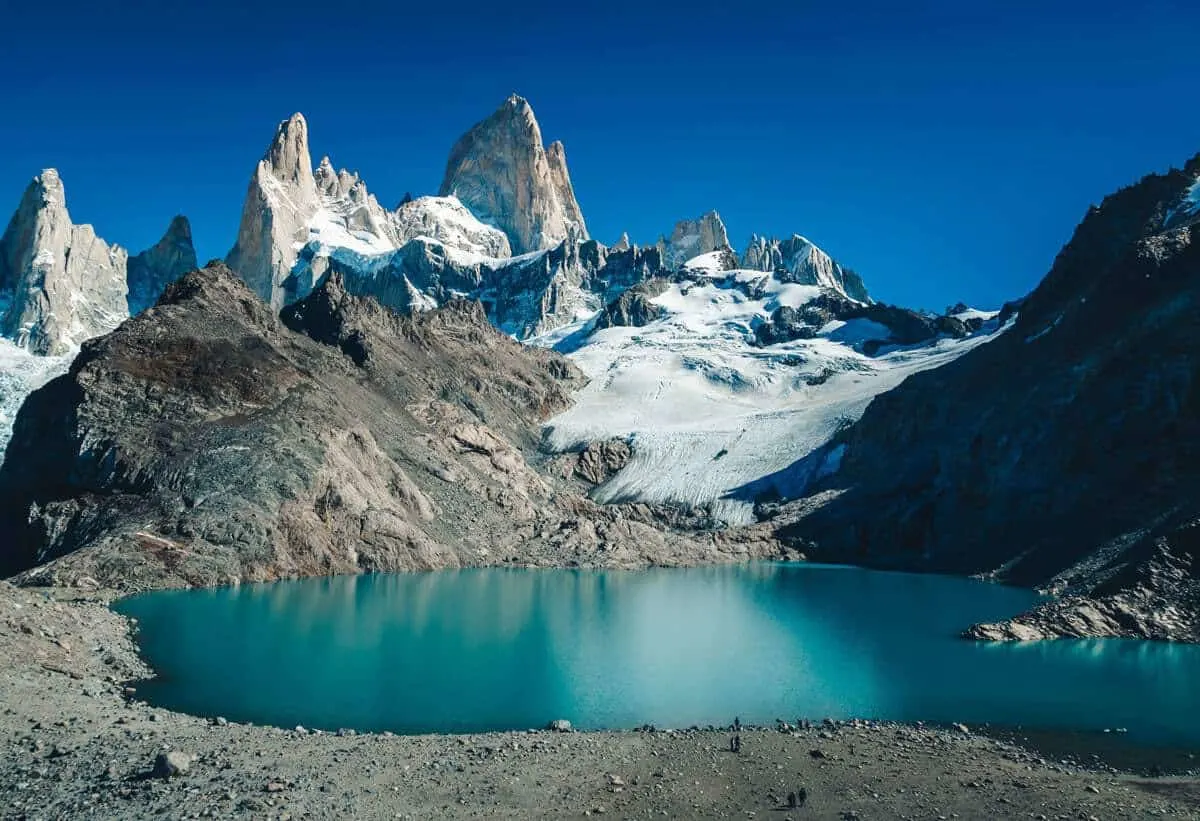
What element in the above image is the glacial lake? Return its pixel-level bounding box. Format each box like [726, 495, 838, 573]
[115, 563, 1200, 745]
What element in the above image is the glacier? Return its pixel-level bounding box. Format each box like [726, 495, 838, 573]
[537, 264, 1005, 524]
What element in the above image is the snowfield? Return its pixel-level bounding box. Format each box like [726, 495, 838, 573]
[538, 269, 1005, 524]
[0, 339, 73, 456]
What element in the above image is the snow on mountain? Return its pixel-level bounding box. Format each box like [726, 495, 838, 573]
[393, 196, 512, 258]
[950, 306, 999, 323]
[742, 233, 869, 302]
[0, 338, 72, 454]
[539, 266, 1004, 523]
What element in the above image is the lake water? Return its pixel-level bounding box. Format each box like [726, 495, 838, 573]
[115, 563, 1200, 744]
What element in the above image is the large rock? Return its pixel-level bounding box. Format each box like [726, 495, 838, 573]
[777, 153, 1200, 641]
[0, 170, 129, 355]
[439, 95, 588, 255]
[126, 215, 198, 315]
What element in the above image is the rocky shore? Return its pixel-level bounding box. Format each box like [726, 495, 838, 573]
[2, 581, 1198, 820]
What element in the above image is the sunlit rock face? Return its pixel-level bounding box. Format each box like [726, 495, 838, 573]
[440, 94, 588, 255]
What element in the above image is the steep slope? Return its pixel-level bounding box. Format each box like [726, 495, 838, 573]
[776, 154, 1200, 641]
[0, 263, 781, 589]
[439, 94, 588, 254]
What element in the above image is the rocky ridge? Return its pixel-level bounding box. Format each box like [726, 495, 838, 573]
[225, 101, 873, 345]
[0, 263, 786, 589]
[742, 233, 870, 302]
[767, 153, 1200, 641]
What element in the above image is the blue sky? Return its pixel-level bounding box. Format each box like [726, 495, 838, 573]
[1, 0, 1198, 310]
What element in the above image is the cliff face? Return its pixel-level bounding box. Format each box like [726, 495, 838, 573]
[225, 113, 321, 310]
[777, 155, 1200, 641]
[0, 264, 782, 589]
[439, 95, 588, 255]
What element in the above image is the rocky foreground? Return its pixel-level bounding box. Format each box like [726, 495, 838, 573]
[2, 582, 1198, 821]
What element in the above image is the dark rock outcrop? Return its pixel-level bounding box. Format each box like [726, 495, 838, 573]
[0, 263, 778, 589]
[574, 439, 633, 485]
[593, 278, 670, 330]
[752, 294, 977, 351]
[776, 153, 1200, 641]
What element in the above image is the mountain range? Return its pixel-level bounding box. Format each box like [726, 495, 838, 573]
[0, 95, 1196, 642]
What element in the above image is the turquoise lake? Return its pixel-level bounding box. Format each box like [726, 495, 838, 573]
[115, 563, 1200, 744]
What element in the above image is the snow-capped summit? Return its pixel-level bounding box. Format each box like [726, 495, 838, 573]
[742, 233, 869, 302]
[439, 94, 588, 255]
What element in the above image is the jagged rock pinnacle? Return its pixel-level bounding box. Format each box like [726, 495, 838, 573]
[439, 96, 588, 254]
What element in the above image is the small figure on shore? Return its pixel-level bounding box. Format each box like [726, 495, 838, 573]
[734, 716, 741, 732]
[729, 734, 741, 753]
[787, 787, 808, 808]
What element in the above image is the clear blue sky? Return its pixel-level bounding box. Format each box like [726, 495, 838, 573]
[2, 0, 1198, 310]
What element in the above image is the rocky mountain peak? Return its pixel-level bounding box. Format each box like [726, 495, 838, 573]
[439, 95, 588, 255]
[265, 112, 315, 192]
[741, 233, 869, 302]
[0, 168, 129, 355]
[126, 215, 199, 315]
[226, 113, 323, 309]
[659, 210, 732, 268]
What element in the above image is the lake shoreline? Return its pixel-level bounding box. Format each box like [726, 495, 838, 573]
[3, 581, 1198, 819]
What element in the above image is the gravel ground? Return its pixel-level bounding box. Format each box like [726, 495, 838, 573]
[2, 582, 1198, 820]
